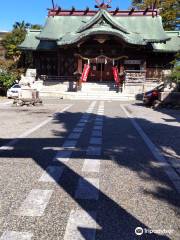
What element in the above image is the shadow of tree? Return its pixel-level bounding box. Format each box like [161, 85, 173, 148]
[131, 103, 180, 162]
[0, 109, 179, 239]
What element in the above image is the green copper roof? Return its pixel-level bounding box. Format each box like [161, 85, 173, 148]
[19, 9, 179, 53]
[77, 9, 129, 34]
[37, 9, 169, 44]
[19, 30, 57, 50]
[153, 31, 180, 52]
[115, 15, 169, 43]
[37, 16, 91, 40]
[55, 10, 169, 46]
[57, 27, 146, 46]
[19, 30, 40, 50]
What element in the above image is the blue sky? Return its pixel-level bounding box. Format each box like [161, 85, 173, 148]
[0, 0, 131, 31]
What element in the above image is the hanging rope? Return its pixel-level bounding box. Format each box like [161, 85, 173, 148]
[74, 54, 128, 61]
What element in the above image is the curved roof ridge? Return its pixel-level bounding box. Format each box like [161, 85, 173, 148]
[77, 9, 129, 34]
[57, 27, 145, 46]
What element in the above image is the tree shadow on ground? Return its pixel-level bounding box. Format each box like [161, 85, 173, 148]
[133, 101, 180, 122]
[130, 103, 180, 166]
[0, 109, 179, 239]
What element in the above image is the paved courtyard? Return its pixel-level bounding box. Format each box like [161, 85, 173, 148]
[0, 99, 179, 240]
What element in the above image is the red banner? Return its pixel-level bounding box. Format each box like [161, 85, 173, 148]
[81, 64, 90, 82]
[112, 66, 120, 84]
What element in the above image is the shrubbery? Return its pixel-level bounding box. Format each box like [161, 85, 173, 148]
[170, 65, 180, 83]
[0, 59, 24, 95]
[0, 21, 42, 96]
[0, 71, 16, 89]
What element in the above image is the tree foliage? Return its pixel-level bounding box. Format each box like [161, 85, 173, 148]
[0, 71, 16, 91]
[31, 24, 42, 30]
[131, 0, 179, 30]
[0, 21, 42, 95]
[171, 65, 180, 83]
[0, 60, 16, 92]
[170, 53, 180, 83]
[13, 21, 42, 30]
[2, 21, 42, 61]
[2, 28, 26, 61]
[0, 59, 25, 95]
[13, 21, 31, 30]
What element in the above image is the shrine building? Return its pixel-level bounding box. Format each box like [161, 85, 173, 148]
[19, 1, 180, 96]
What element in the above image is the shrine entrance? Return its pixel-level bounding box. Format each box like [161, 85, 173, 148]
[90, 56, 113, 81]
[78, 53, 129, 83]
[85, 56, 114, 82]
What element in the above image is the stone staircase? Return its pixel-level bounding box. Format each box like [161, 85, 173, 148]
[40, 81, 136, 101]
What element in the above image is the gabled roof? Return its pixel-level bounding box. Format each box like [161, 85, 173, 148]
[37, 16, 91, 41]
[57, 27, 145, 46]
[19, 30, 40, 50]
[153, 31, 180, 52]
[19, 8, 179, 52]
[19, 30, 57, 51]
[55, 11, 169, 46]
[76, 9, 129, 34]
[36, 9, 169, 44]
[115, 15, 169, 43]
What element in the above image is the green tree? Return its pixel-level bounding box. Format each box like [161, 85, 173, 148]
[0, 59, 25, 95]
[0, 71, 16, 91]
[13, 21, 42, 30]
[171, 65, 180, 84]
[0, 60, 17, 94]
[31, 24, 42, 30]
[2, 28, 26, 61]
[13, 21, 30, 30]
[131, 0, 179, 30]
[2, 21, 42, 61]
[170, 53, 180, 84]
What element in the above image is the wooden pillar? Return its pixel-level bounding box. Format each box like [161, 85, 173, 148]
[143, 60, 147, 81]
[34, 51, 42, 77]
[78, 57, 82, 73]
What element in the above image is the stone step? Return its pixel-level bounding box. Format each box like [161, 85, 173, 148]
[39, 91, 135, 100]
[65, 96, 135, 101]
[41, 81, 118, 92]
[40, 91, 131, 96]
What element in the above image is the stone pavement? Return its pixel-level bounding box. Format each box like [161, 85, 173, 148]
[0, 100, 179, 240]
[126, 103, 180, 176]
